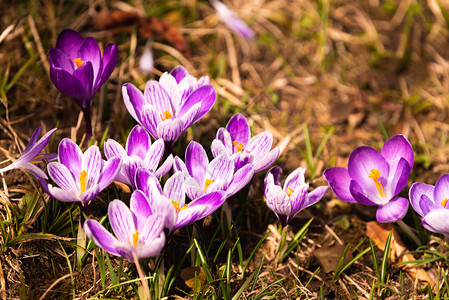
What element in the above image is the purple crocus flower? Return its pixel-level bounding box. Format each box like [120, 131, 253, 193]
[104, 125, 173, 188]
[46, 138, 121, 206]
[49, 29, 118, 140]
[122, 65, 216, 144]
[0, 126, 57, 179]
[265, 166, 328, 227]
[84, 199, 166, 260]
[409, 174, 449, 237]
[209, 0, 256, 39]
[323, 135, 414, 223]
[211, 113, 279, 173]
[175, 141, 254, 200]
[134, 168, 226, 233]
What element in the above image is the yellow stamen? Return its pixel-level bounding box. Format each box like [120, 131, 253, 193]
[31, 154, 46, 165]
[73, 58, 84, 68]
[172, 200, 188, 211]
[80, 170, 88, 194]
[286, 188, 293, 197]
[128, 230, 139, 247]
[368, 169, 386, 198]
[442, 198, 448, 208]
[204, 178, 215, 191]
[160, 110, 172, 121]
[232, 141, 244, 152]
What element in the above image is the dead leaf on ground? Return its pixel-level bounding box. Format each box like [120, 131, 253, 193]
[92, 10, 191, 58]
[366, 221, 434, 286]
[315, 243, 353, 273]
[180, 266, 207, 293]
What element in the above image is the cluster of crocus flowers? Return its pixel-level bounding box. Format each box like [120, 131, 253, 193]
[48, 29, 118, 140]
[265, 166, 329, 227]
[122, 65, 216, 145]
[324, 135, 414, 223]
[0, 126, 57, 179]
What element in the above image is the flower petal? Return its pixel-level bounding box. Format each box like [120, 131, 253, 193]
[82, 146, 102, 188]
[108, 200, 135, 244]
[170, 65, 188, 83]
[130, 190, 153, 228]
[98, 43, 118, 88]
[78, 37, 102, 86]
[226, 164, 254, 197]
[126, 125, 151, 159]
[376, 197, 409, 223]
[144, 139, 164, 172]
[381, 135, 414, 174]
[226, 113, 251, 147]
[409, 182, 434, 217]
[55, 29, 84, 59]
[186, 141, 208, 185]
[253, 147, 279, 173]
[98, 157, 122, 190]
[47, 185, 80, 202]
[301, 186, 329, 210]
[156, 118, 184, 142]
[434, 174, 449, 208]
[347, 146, 390, 198]
[216, 128, 233, 153]
[349, 179, 378, 206]
[47, 162, 78, 192]
[84, 219, 122, 257]
[154, 154, 173, 179]
[122, 83, 144, 121]
[323, 167, 356, 203]
[178, 85, 216, 118]
[422, 209, 449, 237]
[145, 80, 174, 115]
[284, 167, 306, 191]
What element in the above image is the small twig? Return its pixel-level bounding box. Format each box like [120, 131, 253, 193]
[27, 15, 50, 77]
[39, 272, 79, 300]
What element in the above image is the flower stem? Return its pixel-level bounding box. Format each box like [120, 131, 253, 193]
[133, 253, 151, 300]
[81, 107, 92, 144]
[397, 219, 421, 246]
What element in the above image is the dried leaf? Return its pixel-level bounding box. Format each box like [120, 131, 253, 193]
[91, 10, 191, 57]
[180, 266, 207, 293]
[315, 244, 353, 273]
[366, 221, 434, 286]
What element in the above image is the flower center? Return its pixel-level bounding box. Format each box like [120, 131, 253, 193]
[73, 58, 84, 68]
[232, 141, 244, 152]
[172, 200, 188, 211]
[442, 198, 448, 208]
[204, 178, 215, 191]
[128, 230, 139, 247]
[80, 170, 88, 194]
[160, 110, 172, 121]
[368, 169, 386, 199]
[286, 188, 293, 197]
[30, 154, 46, 165]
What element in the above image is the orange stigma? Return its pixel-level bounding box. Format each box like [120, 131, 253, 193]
[286, 188, 293, 197]
[80, 170, 88, 194]
[204, 178, 215, 191]
[73, 58, 84, 68]
[30, 154, 46, 164]
[128, 230, 139, 247]
[172, 200, 188, 211]
[368, 169, 386, 198]
[160, 110, 172, 121]
[442, 198, 448, 208]
[232, 141, 244, 152]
